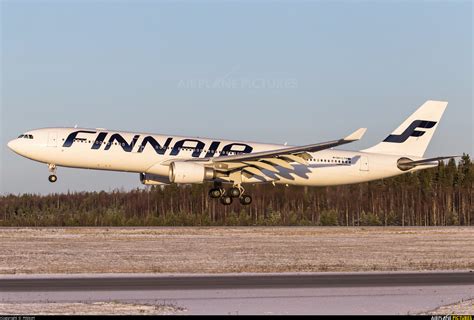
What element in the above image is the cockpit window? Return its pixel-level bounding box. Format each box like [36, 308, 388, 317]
[18, 134, 34, 139]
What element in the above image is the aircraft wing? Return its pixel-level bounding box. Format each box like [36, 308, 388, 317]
[206, 128, 367, 178]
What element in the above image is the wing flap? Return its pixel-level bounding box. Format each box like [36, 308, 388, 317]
[242, 166, 266, 177]
[262, 158, 294, 170]
[279, 154, 309, 165]
[243, 160, 280, 173]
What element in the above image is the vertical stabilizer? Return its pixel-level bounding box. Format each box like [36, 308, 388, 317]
[362, 100, 447, 157]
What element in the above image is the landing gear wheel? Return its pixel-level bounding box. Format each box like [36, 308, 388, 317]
[229, 187, 241, 198]
[209, 188, 222, 199]
[220, 196, 233, 205]
[48, 164, 57, 183]
[239, 194, 252, 205]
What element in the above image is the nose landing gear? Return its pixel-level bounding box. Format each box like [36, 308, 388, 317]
[48, 164, 57, 183]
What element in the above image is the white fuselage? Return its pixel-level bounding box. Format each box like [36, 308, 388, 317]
[7, 127, 429, 186]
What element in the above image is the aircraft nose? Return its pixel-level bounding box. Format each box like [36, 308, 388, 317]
[7, 139, 19, 152]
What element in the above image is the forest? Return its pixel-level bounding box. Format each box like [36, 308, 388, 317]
[0, 155, 472, 227]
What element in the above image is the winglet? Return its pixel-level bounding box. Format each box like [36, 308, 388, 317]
[344, 128, 367, 141]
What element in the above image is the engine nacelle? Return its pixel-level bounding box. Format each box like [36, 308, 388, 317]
[140, 173, 170, 185]
[169, 162, 215, 184]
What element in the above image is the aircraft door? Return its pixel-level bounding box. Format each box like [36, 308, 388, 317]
[47, 132, 58, 147]
[359, 156, 369, 171]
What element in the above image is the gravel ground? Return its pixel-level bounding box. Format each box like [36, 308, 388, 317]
[421, 298, 474, 315]
[0, 301, 185, 315]
[0, 293, 471, 315]
[0, 227, 472, 274]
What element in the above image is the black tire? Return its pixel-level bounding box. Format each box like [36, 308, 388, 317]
[220, 196, 233, 205]
[208, 188, 222, 198]
[240, 194, 252, 205]
[229, 187, 241, 198]
[48, 175, 57, 183]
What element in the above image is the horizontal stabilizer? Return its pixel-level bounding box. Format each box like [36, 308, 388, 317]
[397, 155, 460, 171]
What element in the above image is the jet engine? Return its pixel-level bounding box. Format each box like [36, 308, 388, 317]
[139, 173, 170, 185]
[169, 162, 215, 184]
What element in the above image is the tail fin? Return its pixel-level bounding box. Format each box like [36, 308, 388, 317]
[362, 100, 448, 157]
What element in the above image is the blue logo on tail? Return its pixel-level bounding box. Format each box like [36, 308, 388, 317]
[384, 120, 437, 143]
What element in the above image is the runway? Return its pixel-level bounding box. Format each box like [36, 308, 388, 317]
[1, 272, 473, 314]
[1, 271, 473, 291]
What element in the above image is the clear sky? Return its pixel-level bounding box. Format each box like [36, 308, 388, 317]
[1, 1, 472, 194]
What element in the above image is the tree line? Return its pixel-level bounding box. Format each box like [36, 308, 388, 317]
[0, 154, 472, 227]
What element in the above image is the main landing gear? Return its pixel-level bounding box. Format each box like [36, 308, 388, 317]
[48, 164, 57, 183]
[208, 183, 252, 206]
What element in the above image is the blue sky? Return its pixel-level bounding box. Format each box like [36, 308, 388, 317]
[1, 1, 472, 194]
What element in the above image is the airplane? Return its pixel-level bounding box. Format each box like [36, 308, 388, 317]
[7, 100, 457, 205]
